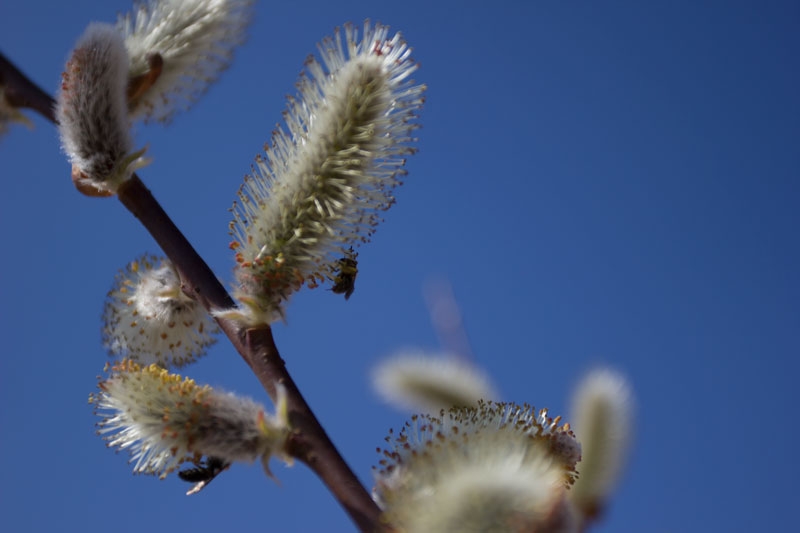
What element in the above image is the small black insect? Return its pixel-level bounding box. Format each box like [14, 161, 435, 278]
[331, 249, 358, 300]
[178, 456, 228, 484]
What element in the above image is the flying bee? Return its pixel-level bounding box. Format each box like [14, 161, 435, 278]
[331, 249, 359, 300]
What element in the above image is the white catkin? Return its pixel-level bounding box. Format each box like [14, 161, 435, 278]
[118, 0, 254, 123]
[372, 351, 499, 412]
[102, 254, 218, 368]
[91, 361, 290, 478]
[569, 369, 633, 513]
[225, 22, 425, 325]
[56, 23, 139, 192]
[375, 403, 580, 533]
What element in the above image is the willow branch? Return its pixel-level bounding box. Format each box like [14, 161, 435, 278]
[0, 52, 56, 122]
[1, 51, 382, 532]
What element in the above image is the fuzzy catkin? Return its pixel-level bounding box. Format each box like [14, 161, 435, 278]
[569, 369, 633, 516]
[375, 402, 581, 533]
[118, 0, 253, 123]
[91, 361, 290, 478]
[226, 22, 425, 325]
[372, 351, 498, 412]
[102, 254, 218, 368]
[56, 23, 136, 193]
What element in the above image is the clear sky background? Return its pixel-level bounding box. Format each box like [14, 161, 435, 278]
[1, 1, 798, 532]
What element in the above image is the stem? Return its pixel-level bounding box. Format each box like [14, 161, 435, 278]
[0, 52, 56, 122]
[1, 51, 382, 532]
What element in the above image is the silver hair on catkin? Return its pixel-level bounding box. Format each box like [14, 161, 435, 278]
[118, 0, 254, 123]
[569, 369, 633, 521]
[223, 21, 425, 325]
[374, 402, 582, 532]
[372, 351, 498, 412]
[90, 360, 291, 479]
[56, 23, 147, 196]
[102, 254, 219, 368]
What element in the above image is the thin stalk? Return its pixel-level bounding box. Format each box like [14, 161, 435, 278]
[0, 53, 56, 122]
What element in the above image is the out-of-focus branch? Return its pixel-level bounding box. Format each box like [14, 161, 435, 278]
[1, 51, 382, 533]
[423, 277, 474, 360]
[0, 52, 56, 122]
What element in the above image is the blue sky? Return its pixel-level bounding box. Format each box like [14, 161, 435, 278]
[1, 1, 798, 531]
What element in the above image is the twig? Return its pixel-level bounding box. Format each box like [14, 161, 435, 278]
[1, 51, 382, 532]
[423, 277, 474, 360]
[0, 52, 56, 122]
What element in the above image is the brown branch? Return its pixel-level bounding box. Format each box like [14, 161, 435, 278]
[1, 51, 382, 532]
[0, 52, 56, 122]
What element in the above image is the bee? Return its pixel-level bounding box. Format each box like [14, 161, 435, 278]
[178, 456, 229, 491]
[331, 249, 358, 300]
